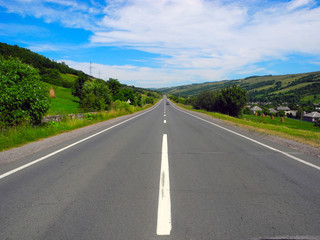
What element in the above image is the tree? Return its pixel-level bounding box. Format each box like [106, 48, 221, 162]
[296, 106, 304, 120]
[193, 91, 216, 111]
[278, 110, 285, 117]
[192, 85, 247, 117]
[0, 57, 50, 125]
[72, 73, 88, 100]
[80, 80, 112, 111]
[113, 88, 135, 104]
[216, 85, 248, 117]
[107, 78, 121, 95]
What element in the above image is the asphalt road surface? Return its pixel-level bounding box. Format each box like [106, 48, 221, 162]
[1, 97, 320, 240]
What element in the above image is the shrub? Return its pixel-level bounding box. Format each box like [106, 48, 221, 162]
[80, 80, 112, 111]
[112, 100, 134, 113]
[145, 97, 155, 104]
[314, 120, 320, 128]
[0, 57, 50, 126]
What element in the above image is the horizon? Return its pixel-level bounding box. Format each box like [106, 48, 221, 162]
[1, 0, 320, 88]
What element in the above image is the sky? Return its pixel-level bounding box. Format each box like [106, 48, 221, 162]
[0, 0, 320, 88]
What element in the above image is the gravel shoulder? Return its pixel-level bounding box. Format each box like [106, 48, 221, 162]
[1, 101, 319, 168]
[175, 104, 320, 159]
[0, 105, 158, 166]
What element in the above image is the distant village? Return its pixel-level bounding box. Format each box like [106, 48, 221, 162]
[246, 102, 320, 123]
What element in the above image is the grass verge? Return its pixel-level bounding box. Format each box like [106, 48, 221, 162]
[176, 103, 320, 148]
[45, 83, 81, 115]
[0, 104, 154, 152]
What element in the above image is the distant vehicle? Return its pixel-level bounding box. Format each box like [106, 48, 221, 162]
[166, 101, 170, 105]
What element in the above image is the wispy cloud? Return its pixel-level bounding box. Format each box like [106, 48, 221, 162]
[91, 0, 320, 80]
[0, 0, 103, 30]
[61, 59, 227, 88]
[2, 0, 320, 86]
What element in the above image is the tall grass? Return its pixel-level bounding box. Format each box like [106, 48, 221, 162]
[177, 104, 320, 147]
[0, 104, 153, 152]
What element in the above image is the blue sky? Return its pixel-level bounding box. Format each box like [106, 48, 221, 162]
[1, 0, 320, 88]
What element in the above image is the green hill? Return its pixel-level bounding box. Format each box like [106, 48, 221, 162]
[0, 42, 161, 115]
[159, 72, 320, 104]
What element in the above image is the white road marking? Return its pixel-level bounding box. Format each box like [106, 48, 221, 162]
[157, 134, 172, 235]
[164, 114, 166, 117]
[164, 120, 166, 123]
[0, 101, 162, 181]
[172, 104, 320, 172]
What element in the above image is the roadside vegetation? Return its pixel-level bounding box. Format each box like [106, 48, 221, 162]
[169, 84, 320, 147]
[174, 104, 320, 147]
[44, 83, 81, 115]
[0, 104, 155, 151]
[0, 44, 161, 151]
[170, 85, 248, 117]
[160, 71, 320, 108]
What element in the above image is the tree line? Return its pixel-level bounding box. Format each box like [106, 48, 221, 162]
[0, 56, 160, 127]
[170, 85, 248, 117]
[73, 75, 159, 112]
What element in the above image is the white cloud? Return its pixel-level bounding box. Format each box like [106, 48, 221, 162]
[2, 0, 320, 86]
[61, 59, 228, 88]
[89, 0, 320, 82]
[0, 0, 102, 30]
[286, 0, 315, 11]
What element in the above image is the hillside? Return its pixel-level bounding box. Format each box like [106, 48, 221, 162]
[0, 42, 161, 116]
[160, 72, 320, 104]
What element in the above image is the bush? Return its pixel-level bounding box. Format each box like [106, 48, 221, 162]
[145, 97, 155, 104]
[314, 120, 320, 128]
[112, 100, 134, 113]
[80, 80, 112, 111]
[0, 57, 50, 126]
[193, 91, 216, 110]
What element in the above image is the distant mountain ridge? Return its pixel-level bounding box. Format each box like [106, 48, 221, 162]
[159, 72, 320, 104]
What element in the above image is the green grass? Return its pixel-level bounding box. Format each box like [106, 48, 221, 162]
[61, 73, 77, 82]
[44, 83, 81, 115]
[301, 94, 320, 103]
[272, 82, 312, 94]
[161, 71, 320, 98]
[177, 104, 320, 147]
[0, 104, 154, 152]
[242, 114, 319, 132]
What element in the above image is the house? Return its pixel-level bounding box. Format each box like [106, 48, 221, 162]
[287, 110, 297, 117]
[277, 106, 291, 115]
[269, 108, 278, 114]
[303, 112, 320, 122]
[250, 106, 262, 114]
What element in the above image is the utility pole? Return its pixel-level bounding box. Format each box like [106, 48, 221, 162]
[89, 62, 94, 76]
[98, 70, 101, 79]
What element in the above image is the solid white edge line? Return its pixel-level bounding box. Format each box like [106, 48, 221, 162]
[172, 103, 320, 172]
[156, 134, 172, 235]
[0, 100, 163, 181]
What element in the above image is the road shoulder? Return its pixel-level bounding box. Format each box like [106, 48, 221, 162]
[173, 103, 320, 159]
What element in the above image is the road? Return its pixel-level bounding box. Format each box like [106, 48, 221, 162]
[1, 97, 320, 240]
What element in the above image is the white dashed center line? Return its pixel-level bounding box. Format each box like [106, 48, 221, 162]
[156, 134, 172, 235]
